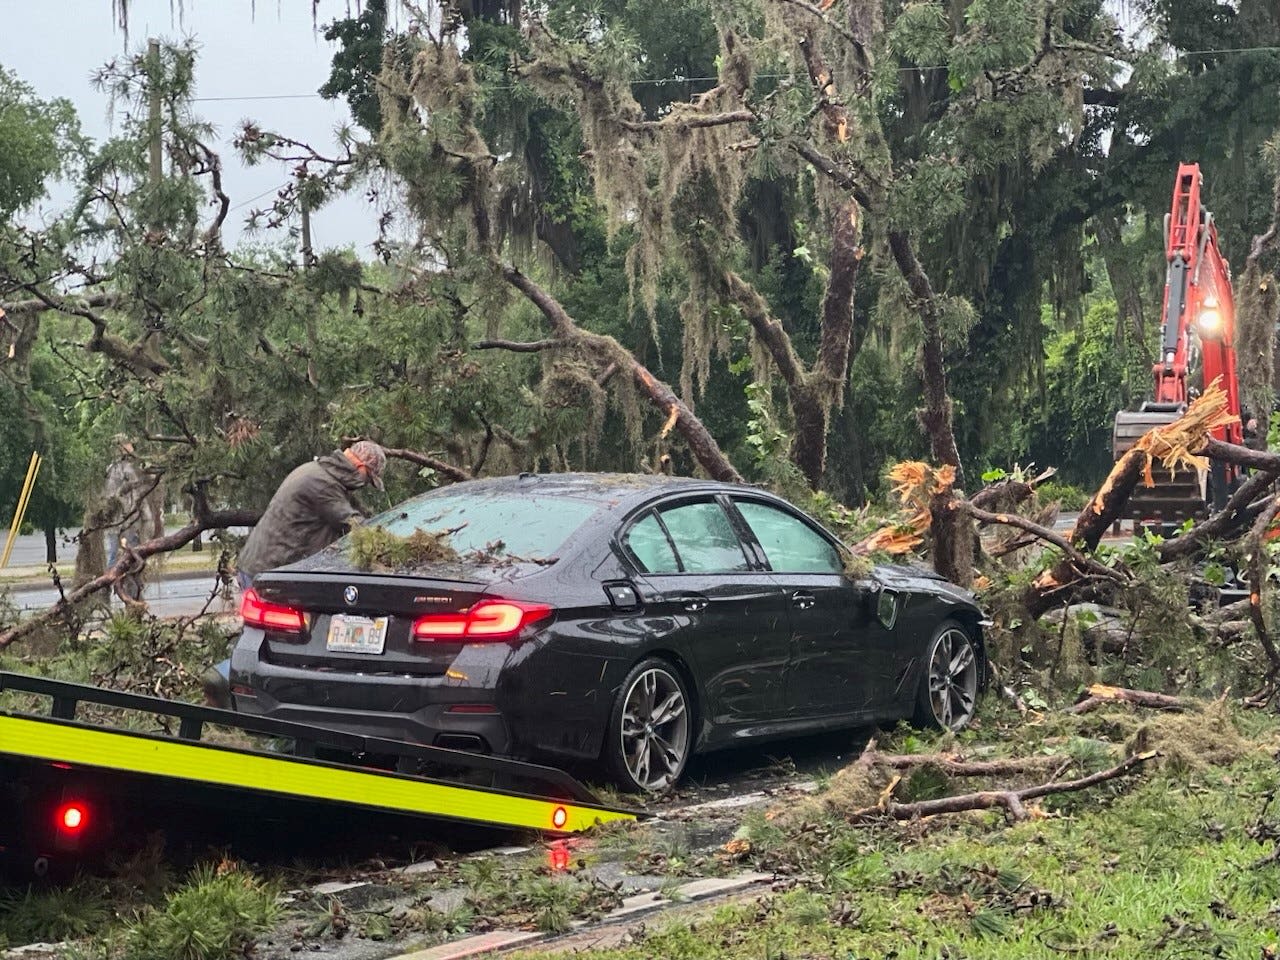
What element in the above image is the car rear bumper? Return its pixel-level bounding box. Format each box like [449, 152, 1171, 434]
[229, 635, 512, 755]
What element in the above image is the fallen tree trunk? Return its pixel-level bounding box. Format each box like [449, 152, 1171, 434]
[1068, 684, 1194, 715]
[846, 751, 1159, 824]
[0, 508, 259, 651]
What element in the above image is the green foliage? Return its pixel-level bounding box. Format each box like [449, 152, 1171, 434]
[1035, 480, 1089, 511]
[1025, 301, 1151, 487]
[0, 881, 109, 944]
[0, 64, 82, 215]
[121, 865, 279, 960]
[347, 525, 461, 571]
[318, 0, 389, 134]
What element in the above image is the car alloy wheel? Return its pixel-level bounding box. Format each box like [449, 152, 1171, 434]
[611, 660, 691, 793]
[920, 623, 979, 731]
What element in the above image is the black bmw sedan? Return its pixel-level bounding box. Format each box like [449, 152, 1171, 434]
[229, 473, 987, 792]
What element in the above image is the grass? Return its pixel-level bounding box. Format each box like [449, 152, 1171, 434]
[515, 707, 1280, 959]
[118, 864, 280, 960]
[0, 880, 110, 945]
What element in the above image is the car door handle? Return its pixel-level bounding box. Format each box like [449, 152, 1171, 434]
[791, 591, 816, 610]
[678, 595, 709, 612]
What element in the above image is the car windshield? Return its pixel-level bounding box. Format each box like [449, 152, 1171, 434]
[363, 490, 602, 559]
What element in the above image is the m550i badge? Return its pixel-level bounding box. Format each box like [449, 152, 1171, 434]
[414, 595, 452, 604]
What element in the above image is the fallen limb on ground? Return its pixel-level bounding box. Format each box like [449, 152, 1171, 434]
[1068, 684, 1194, 715]
[857, 749, 1061, 778]
[845, 751, 1160, 824]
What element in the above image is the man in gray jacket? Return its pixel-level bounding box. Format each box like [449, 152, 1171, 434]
[235, 441, 387, 587]
[204, 440, 387, 706]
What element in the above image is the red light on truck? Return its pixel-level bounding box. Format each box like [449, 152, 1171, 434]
[551, 806, 568, 830]
[56, 803, 87, 833]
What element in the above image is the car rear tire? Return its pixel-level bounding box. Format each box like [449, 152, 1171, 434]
[913, 620, 980, 731]
[605, 658, 692, 794]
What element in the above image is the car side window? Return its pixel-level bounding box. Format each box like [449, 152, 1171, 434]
[658, 500, 751, 573]
[624, 512, 680, 574]
[734, 500, 842, 574]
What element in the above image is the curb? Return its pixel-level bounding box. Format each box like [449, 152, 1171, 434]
[387, 871, 772, 960]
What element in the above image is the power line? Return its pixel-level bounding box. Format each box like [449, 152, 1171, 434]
[193, 93, 321, 102]
[228, 184, 283, 213]
[189, 45, 1280, 104]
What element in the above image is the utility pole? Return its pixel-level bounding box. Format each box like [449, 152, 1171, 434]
[147, 39, 163, 195]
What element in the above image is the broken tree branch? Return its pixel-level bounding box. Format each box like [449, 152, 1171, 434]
[965, 503, 1128, 585]
[472, 338, 563, 353]
[618, 109, 755, 133]
[845, 751, 1160, 824]
[383, 447, 472, 483]
[859, 750, 1063, 777]
[1068, 684, 1194, 715]
[502, 265, 743, 483]
[1244, 496, 1280, 682]
[0, 508, 259, 651]
[1157, 465, 1278, 561]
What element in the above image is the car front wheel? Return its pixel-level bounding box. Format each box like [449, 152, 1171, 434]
[914, 620, 980, 731]
[605, 658, 692, 793]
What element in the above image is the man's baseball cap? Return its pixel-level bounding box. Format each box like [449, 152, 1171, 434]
[348, 440, 387, 491]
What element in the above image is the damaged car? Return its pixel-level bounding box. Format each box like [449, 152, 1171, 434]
[229, 473, 987, 792]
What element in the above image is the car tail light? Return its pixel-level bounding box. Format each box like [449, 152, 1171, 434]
[413, 600, 553, 643]
[240, 588, 306, 634]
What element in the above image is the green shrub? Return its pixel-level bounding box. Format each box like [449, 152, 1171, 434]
[121, 865, 279, 960]
[1036, 480, 1089, 511]
[0, 881, 109, 945]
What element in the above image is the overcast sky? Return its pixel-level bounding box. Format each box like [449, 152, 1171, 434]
[4, 0, 382, 254]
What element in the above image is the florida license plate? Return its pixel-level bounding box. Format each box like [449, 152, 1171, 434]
[326, 614, 389, 654]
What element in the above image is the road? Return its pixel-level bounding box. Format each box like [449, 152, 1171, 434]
[1, 526, 247, 569]
[2, 528, 87, 568]
[9, 571, 236, 618]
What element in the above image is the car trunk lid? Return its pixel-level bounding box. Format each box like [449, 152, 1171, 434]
[253, 570, 490, 677]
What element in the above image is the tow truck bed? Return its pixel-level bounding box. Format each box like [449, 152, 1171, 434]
[0, 671, 636, 873]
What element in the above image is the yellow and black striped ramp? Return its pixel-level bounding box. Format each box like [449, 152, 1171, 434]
[0, 714, 635, 834]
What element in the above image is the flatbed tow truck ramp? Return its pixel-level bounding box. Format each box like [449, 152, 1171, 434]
[0, 671, 636, 874]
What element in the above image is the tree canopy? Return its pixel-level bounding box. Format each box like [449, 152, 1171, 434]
[1, 0, 1278, 546]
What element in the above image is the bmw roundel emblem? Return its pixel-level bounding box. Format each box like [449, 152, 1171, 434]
[343, 585, 359, 606]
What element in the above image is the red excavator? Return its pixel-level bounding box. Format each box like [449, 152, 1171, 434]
[1112, 163, 1244, 527]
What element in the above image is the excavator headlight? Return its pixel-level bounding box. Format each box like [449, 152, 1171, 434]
[1198, 306, 1223, 338]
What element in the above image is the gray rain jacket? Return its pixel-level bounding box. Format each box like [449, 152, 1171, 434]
[237, 451, 369, 579]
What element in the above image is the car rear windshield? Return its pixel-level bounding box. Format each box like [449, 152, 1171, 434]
[367, 491, 601, 559]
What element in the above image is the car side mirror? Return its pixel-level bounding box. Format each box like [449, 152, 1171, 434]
[875, 588, 900, 630]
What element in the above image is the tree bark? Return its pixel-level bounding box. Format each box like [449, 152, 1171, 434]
[1157, 465, 1278, 561]
[859, 749, 1062, 778]
[887, 229, 964, 486]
